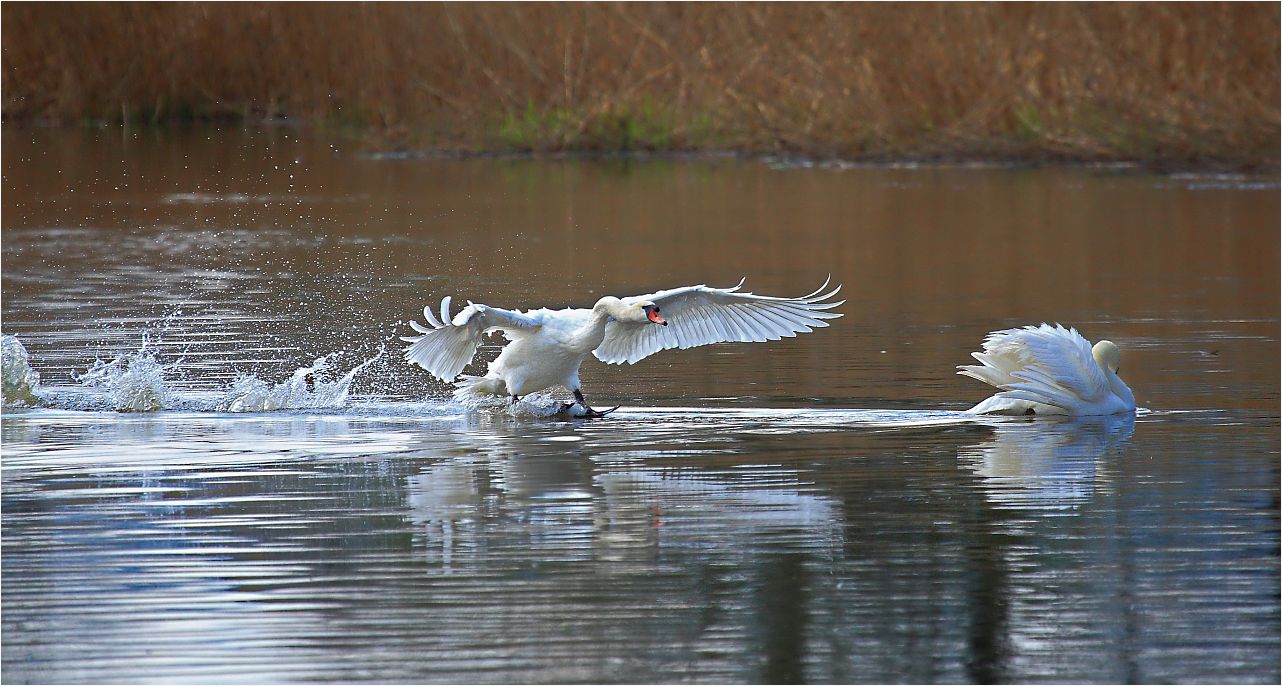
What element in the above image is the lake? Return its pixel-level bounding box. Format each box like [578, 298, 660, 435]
[2, 128, 1278, 684]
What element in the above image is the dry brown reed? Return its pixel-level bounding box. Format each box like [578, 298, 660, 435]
[3, 2, 1277, 168]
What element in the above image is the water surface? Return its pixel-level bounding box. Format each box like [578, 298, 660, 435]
[2, 128, 1278, 683]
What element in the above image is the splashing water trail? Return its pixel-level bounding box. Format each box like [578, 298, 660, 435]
[7, 320, 388, 414]
[73, 333, 180, 412]
[215, 348, 385, 412]
[2, 334, 44, 407]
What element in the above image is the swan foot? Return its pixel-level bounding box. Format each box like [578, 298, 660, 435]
[581, 405, 620, 418]
[560, 402, 619, 419]
[562, 390, 617, 418]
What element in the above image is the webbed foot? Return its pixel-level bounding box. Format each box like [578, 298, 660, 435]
[567, 389, 618, 419]
[559, 402, 620, 419]
[579, 405, 620, 419]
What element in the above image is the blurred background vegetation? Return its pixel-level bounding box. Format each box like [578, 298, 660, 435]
[3, 2, 1277, 169]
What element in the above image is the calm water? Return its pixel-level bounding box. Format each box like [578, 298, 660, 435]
[2, 128, 1278, 684]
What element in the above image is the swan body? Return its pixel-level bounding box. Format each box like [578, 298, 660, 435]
[402, 279, 843, 414]
[958, 323, 1136, 416]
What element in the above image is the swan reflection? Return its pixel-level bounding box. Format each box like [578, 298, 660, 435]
[958, 414, 1135, 511]
[406, 454, 843, 571]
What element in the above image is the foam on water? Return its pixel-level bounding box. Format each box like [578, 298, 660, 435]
[453, 386, 602, 418]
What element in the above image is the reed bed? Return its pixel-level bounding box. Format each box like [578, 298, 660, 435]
[3, 2, 1277, 168]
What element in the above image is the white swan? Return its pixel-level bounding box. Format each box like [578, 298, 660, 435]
[402, 278, 843, 416]
[958, 323, 1136, 416]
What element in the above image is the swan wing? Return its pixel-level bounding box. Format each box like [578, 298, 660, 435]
[594, 278, 844, 364]
[958, 324, 1110, 412]
[401, 297, 542, 381]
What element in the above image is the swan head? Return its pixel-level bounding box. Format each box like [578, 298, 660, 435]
[594, 297, 667, 326]
[1091, 339, 1122, 374]
[640, 302, 667, 326]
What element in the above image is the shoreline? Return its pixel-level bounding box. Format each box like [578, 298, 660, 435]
[6, 120, 1277, 177]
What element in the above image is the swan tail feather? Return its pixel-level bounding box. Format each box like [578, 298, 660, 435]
[452, 374, 508, 401]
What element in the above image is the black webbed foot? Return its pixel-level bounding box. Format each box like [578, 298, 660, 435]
[578, 405, 620, 419]
[566, 389, 618, 418]
[559, 401, 620, 419]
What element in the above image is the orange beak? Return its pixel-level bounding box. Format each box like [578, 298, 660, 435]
[647, 309, 667, 326]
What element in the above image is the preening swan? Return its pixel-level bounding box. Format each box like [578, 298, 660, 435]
[958, 323, 1136, 416]
[402, 278, 843, 417]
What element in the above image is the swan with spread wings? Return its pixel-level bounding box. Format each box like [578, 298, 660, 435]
[402, 278, 843, 417]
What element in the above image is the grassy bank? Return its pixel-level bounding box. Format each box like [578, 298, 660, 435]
[3, 2, 1277, 169]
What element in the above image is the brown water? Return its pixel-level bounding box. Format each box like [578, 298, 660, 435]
[2, 128, 1278, 683]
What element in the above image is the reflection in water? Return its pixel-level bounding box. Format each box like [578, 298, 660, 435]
[761, 551, 810, 684]
[407, 454, 843, 572]
[952, 415, 1135, 683]
[400, 417, 851, 683]
[2, 406, 1277, 683]
[959, 415, 1136, 511]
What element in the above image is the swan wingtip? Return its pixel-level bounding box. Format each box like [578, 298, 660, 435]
[440, 296, 453, 326]
[422, 304, 442, 328]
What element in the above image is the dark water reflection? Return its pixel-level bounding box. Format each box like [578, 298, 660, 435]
[2, 128, 1278, 683]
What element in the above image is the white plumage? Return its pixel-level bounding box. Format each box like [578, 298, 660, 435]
[402, 278, 843, 415]
[958, 323, 1136, 416]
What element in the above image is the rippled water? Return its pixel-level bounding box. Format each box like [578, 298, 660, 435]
[2, 128, 1278, 683]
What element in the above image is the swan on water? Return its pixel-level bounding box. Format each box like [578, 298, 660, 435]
[958, 323, 1136, 416]
[402, 278, 843, 417]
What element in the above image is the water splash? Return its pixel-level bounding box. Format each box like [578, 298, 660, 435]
[73, 332, 180, 412]
[214, 349, 384, 412]
[2, 334, 44, 407]
[26, 321, 390, 414]
[508, 390, 572, 418]
[453, 386, 579, 418]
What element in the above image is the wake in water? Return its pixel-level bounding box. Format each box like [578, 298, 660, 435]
[2, 331, 386, 414]
[3, 329, 590, 418]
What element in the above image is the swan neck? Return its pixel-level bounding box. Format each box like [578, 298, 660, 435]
[1110, 372, 1136, 409]
[569, 298, 621, 351]
[592, 297, 627, 320]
